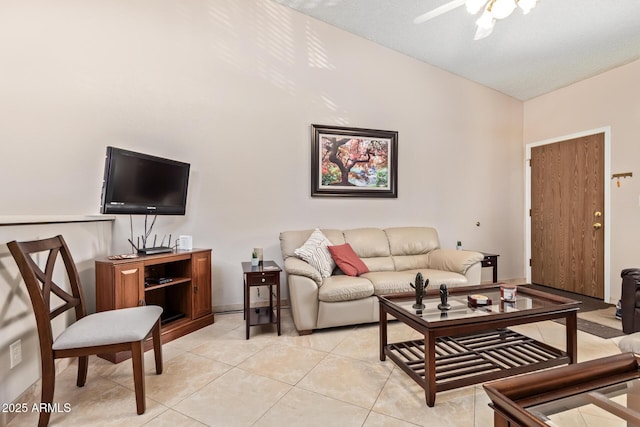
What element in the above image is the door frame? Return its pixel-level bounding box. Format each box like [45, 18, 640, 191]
[525, 126, 612, 301]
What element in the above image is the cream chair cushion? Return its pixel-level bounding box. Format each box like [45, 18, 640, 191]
[53, 306, 163, 350]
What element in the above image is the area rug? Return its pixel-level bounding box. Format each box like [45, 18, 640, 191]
[554, 316, 625, 339]
[522, 284, 624, 339]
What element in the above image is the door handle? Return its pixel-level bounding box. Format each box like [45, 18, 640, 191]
[593, 222, 602, 230]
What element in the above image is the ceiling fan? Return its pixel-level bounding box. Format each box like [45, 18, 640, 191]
[414, 0, 539, 40]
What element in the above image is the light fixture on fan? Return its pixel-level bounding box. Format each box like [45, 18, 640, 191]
[468, 0, 538, 40]
[412, 0, 538, 39]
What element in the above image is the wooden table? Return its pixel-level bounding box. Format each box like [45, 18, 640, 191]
[241, 260, 282, 340]
[480, 252, 500, 283]
[484, 352, 640, 426]
[378, 284, 580, 407]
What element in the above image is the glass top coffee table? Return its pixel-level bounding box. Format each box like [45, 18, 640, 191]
[378, 284, 581, 407]
[484, 352, 640, 426]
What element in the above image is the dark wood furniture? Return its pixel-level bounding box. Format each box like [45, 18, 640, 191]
[480, 252, 499, 283]
[96, 248, 214, 363]
[242, 260, 281, 340]
[7, 235, 163, 426]
[484, 352, 640, 426]
[378, 284, 580, 407]
[621, 268, 640, 333]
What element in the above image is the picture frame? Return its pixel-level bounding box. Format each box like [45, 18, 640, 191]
[311, 124, 398, 198]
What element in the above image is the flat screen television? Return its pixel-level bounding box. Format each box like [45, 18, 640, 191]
[100, 146, 190, 215]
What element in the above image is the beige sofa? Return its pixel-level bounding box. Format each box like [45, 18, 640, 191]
[279, 227, 485, 334]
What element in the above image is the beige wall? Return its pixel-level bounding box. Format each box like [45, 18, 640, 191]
[524, 59, 640, 303]
[0, 0, 524, 409]
[0, 0, 525, 305]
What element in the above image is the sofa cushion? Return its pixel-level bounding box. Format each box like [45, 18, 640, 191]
[385, 227, 440, 255]
[280, 229, 345, 260]
[294, 228, 335, 278]
[618, 332, 640, 353]
[364, 269, 468, 295]
[392, 254, 430, 271]
[318, 275, 374, 302]
[328, 243, 369, 276]
[361, 257, 396, 272]
[360, 271, 416, 295]
[344, 228, 391, 258]
[384, 227, 440, 271]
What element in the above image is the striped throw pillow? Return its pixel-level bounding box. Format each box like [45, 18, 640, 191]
[294, 228, 335, 278]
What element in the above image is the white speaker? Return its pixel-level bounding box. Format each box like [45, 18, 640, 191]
[177, 235, 193, 251]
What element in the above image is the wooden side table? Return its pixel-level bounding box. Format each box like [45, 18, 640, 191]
[480, 252, 499, 283]
[241, 260, 282, 340]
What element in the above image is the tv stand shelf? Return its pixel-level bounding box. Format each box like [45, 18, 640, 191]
[95, 249, 214, 363]
[144, 277, 190, 291]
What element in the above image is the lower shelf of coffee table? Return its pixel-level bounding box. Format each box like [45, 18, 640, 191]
[386, 328, 570, 392]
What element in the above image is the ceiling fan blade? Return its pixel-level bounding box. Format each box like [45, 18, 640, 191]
[413, 0, 466, 24]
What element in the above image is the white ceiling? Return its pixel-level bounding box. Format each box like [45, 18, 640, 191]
[272, 0, 640, 100]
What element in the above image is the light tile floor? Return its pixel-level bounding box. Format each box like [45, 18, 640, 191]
[7, 308, 624, 427]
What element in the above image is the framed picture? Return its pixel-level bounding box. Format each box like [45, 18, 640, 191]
[311, 124, 398, 198]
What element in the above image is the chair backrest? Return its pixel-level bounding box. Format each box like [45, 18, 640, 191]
[7, 235, 87, 351]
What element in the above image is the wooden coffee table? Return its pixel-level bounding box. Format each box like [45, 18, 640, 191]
[378, 284, 580, 407]
[484, 352, 640, 426]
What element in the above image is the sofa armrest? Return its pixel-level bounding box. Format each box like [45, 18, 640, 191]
[427, 249, 485, 275]
[284, 257, 323, 286]
[287, 274, 320, 332]
[283, 258, 322, 332]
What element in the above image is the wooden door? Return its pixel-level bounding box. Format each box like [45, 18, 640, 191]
[530, 133, 604, 298]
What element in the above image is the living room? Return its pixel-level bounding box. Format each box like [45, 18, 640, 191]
[1, 0, 639, 425]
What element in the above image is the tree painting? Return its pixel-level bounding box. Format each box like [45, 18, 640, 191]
[320, 136, 390, 188]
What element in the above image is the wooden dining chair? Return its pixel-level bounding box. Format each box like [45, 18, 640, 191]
[7, 235, 163, 427]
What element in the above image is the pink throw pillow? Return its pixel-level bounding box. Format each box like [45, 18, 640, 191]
[328, 244, 369, 277]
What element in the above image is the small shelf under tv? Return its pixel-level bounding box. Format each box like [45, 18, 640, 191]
[144, 277, 190, 291]
[95, 249, 214, 363]
[161, 310, 187, 326]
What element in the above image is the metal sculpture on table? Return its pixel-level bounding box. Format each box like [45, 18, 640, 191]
[410, 272, 429, 310]
[438, 284, 451, 311]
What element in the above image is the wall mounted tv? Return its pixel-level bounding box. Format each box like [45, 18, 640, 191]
[100, 146, 190, 215]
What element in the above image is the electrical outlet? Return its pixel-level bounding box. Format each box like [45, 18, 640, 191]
[10, 339, 22, 369]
